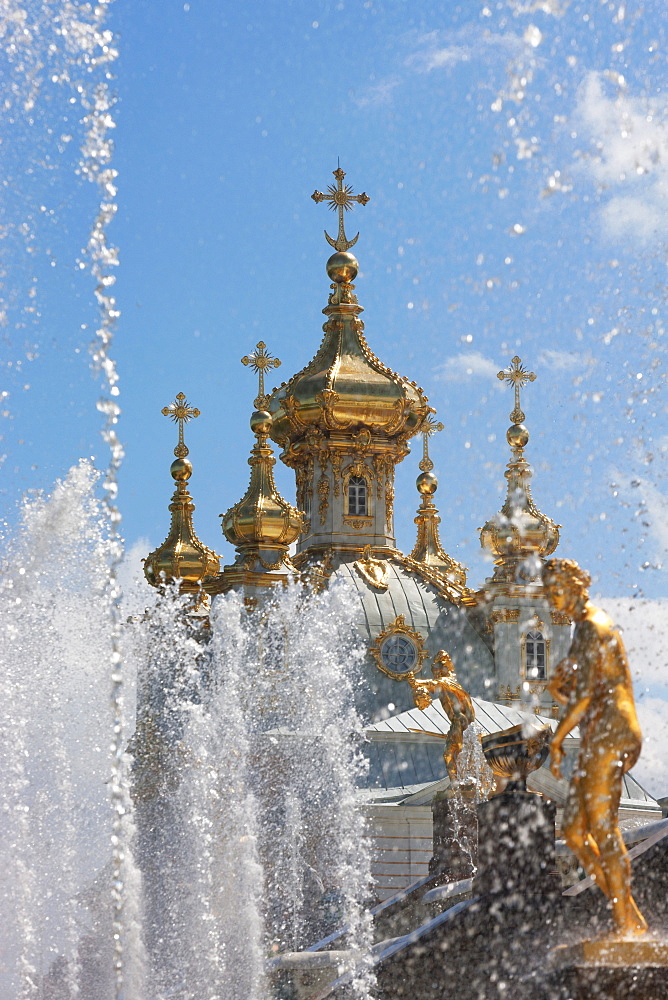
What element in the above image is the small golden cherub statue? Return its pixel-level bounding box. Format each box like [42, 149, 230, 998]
[408, 651, 475, 785]
[542, 557, 647, 936]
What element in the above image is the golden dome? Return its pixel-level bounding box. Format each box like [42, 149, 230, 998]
[143, 394, 220, 596]
[206, 344, 304, 595]
[268, 251, 429, 450]
[221, 410, 304, 552]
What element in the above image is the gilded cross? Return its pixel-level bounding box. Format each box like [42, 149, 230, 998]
[241, 341, 281, 409]
[311, 166, 370, 252]
[497, 355, 536, 424]
[419, 412, 444, 473]
[162, 392, 200, 458]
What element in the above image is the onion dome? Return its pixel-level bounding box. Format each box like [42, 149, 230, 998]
[143, 393, 220, 598]
[479, 358, 559, 583]
[206, 343, 304, 595]
[268, 168, 429, 454]
[409, 415, 467, 590]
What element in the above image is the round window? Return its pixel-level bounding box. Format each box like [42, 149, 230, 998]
[380, 634, 418, 674]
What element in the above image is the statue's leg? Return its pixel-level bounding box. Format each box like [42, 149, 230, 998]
[562, 776, 608, 893]
[584, 749, 647, 935]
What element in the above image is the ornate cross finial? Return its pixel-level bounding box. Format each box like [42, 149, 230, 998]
[419, 412, 444, 472]
[161, 392, 200, 457]
[241, 340, 281, 409]
[497, 355, 536, 424]
[311, 166, 370, 252]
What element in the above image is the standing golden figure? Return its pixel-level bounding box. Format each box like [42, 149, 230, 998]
[542, 558, 647, 936]
[408, 651, 475, 786]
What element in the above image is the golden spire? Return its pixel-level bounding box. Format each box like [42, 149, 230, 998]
[480, 357, 559, 583]
[410, 410, 466, 589]
[311, 165, 370, 251]
[143, 393, 220, 598]
[206, 345, 304, 595]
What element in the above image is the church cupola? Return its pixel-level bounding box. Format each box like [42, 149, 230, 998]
[206, 342, 304, 596]
[479, 356, 559, 587]
[267, 167, 431, 557]
[143, 393, 220, 602]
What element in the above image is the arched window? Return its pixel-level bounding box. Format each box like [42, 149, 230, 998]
[347, 475, 367, 516]
[525, 630, 547, 681]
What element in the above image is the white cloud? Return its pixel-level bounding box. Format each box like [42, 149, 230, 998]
[406, 27, 526, 75]
[575, 71, 668, 244]
[353, 77, 400, 109]
[536, 348, 597, 372]
[597, 597, 668, 797]
[435, 350, 498, 381]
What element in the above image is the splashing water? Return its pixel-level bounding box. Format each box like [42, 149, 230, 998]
[129, 580, 375, 1000]
[0, 462, 142, 999]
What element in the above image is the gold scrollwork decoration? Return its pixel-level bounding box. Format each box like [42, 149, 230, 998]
[385, 481, 394, 532]
[354, 545, 390, 591]
[343, 516, 373, 530]
[317, 474, 330, 526]
[550, 610, 571, 626]
[491, 608, 521, 624]
[369, 614, 430, 682]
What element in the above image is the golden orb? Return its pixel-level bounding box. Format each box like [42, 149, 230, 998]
[326, 251, 358, 284]
[250, 409, 272, 434]
[507, 423, 529, 449]
[170, 457, 192, 481]
[417, 471, 438, 495]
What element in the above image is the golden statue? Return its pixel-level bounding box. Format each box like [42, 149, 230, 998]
[408, 651, 475, 785]
[542, 558, 647, 936]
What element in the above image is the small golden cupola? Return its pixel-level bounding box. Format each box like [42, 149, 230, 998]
[479, 357, 559, 586]
[409, 413, 467, 593]
[143, 393, 220, 598]
[268, 166, 431, 557]
[206, 343, 304, 596]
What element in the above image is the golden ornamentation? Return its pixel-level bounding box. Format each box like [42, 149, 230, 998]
[373, 455, 384, 499]
[343, 516, 372, 530]
[480, 356, 559, 582]
[542, 557, 647, 936]
[331, 451, 341, 497]
[144, 393, 220, 598]
[497, 354, 536, 425]
[369, 614, 430, 682]
[390, 550, 469, 604]
[498, 684, 521, 701]
[385, 480, 394, 532]
[208, 347, 304, 594]
[407, 651, 475, 786]
[354, 545, 390, 591]
[550, 610, 571, 625]
[419, 410, 444, 473]
[311, 165, 370, 252]
[481, 721, 551, 796]
[492, 609, 521, 623]
[241, 341, 282, 409]
[410, 455, 466, 587]
[317, 473, 329, 525]
[161, 391, 200, 458]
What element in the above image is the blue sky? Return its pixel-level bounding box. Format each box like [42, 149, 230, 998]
[2, 0, 668, 601]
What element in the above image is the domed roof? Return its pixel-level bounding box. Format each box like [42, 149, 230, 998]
[268, 251, 429, 451]
[314, 554, 492, 722]
[221, 408, 304, 553]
